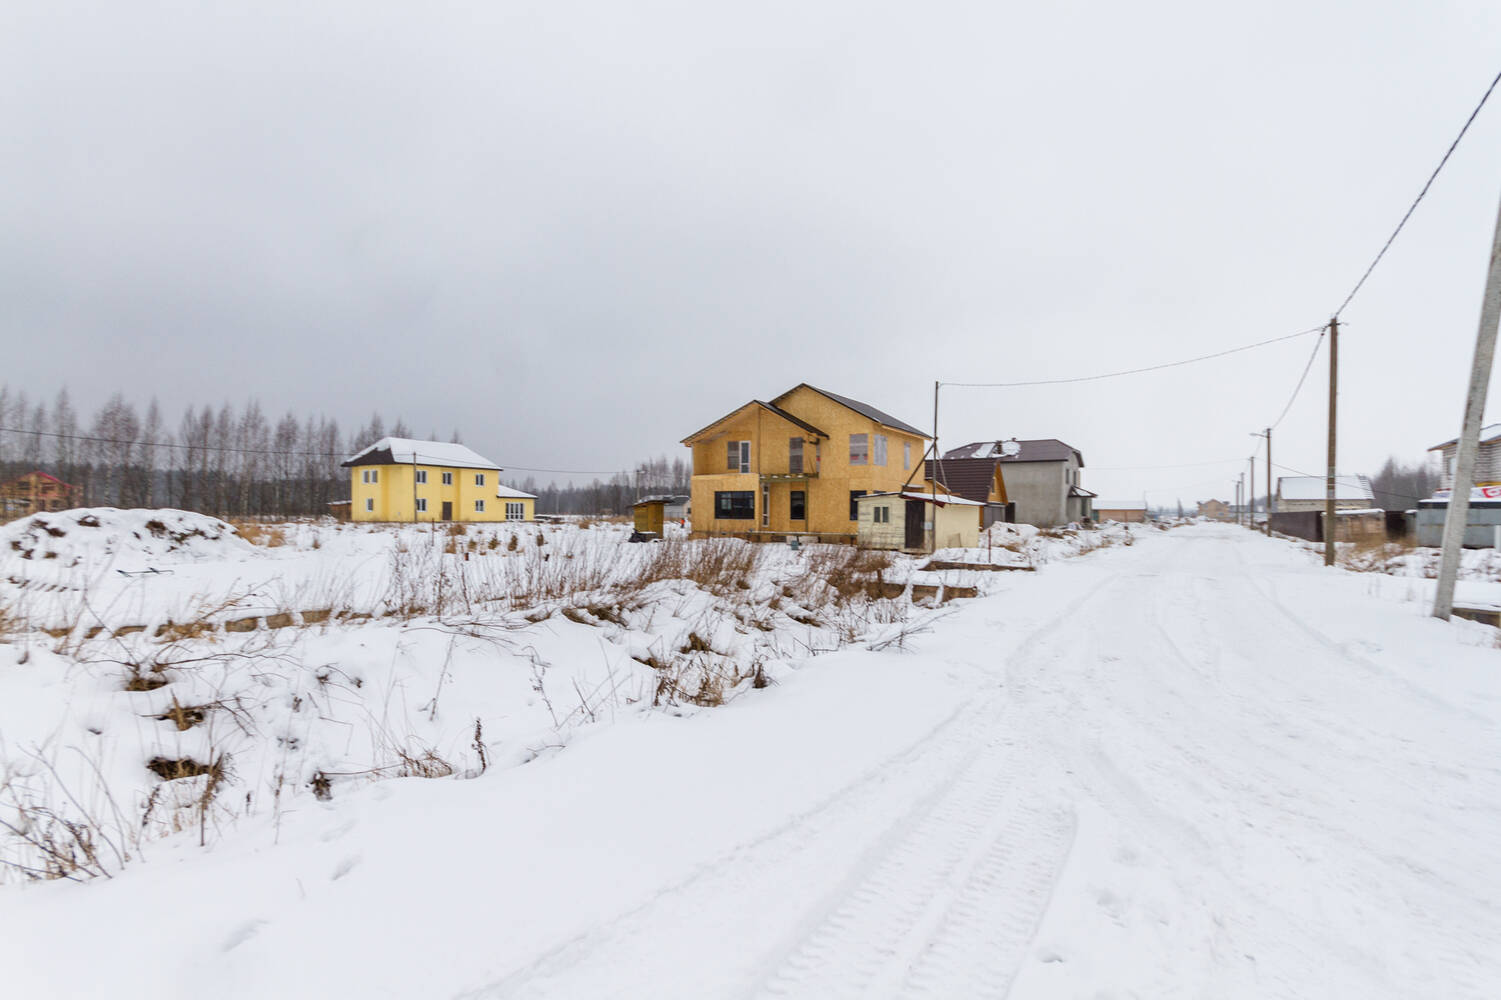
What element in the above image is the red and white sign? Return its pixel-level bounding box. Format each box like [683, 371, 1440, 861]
[1432, 485, 1501, 501]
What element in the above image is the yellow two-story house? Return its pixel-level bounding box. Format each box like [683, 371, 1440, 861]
[682, 384, 930, 539]
[342, 437, 536, 523]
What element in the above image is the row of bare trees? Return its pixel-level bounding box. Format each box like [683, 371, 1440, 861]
[0, 385, 691, 520]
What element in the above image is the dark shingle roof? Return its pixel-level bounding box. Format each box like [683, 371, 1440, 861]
[922, 458, 1002, 503]
[945, 439, 1083, 467]
[773, 384, 929, 438]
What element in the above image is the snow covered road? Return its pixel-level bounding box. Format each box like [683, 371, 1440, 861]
[6, 523, 1498, 998]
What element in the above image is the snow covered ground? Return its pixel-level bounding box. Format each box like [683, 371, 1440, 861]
[2, 519, 1497, 998]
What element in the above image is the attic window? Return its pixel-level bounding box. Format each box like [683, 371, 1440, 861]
[850, 434, 868, 466]
[475, 474, 485, 487]
[873, 434, 887, 467]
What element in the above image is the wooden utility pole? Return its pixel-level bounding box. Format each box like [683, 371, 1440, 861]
[1325, 318, 1338, 566]
[1265, 427, 1273, 536]
[1434, 190, 1501, 619]
[1248, 456, 1255, 528]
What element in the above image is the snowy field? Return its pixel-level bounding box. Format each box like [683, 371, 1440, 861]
[2, 516, 1497, 998]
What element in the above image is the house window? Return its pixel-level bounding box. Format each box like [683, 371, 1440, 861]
[474, 499, 485, 513]
[442, 471, 453, 485]
[365, 498, 374, 512]
[416, 498, 428, 513]
[762, 484, 770, 526]
[714, 490, 755, 520]
[873, 434, 887, 467]
[873, 505, 890, 524]
[415, 470, 427, 484]
[904, 441, 911, 470]
[849, 490, 867, 520]
[850, 434, 868, 466]
[505, 502, 524, 521]
[789, 437, 803, 475]
[726, 440, 750, 473]
[790, 490, 806, 520]
[371, 470, 378, 483]
[361, 469, 379, 484]
[475, 474, 485, 487]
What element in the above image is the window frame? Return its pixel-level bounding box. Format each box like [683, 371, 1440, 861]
[789, 437, 803, 475]
[416, 498, 428, 513]
[726, 440, 750, 473]
[849, 433, 868, 466]
[789, 490, 806, 521]
[474, 499, 485, 513]
[415, 469, 427, 484]
[474, 473, 486, 487]
[365, 497, 374, 512]
[873, 434, 887, 467]
[903, 441, 911, 470]
[505, 502, 524, 521]
[442, 471, 453, 485]
[714, 490, 755, 520]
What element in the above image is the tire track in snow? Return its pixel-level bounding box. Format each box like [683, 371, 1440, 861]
[459, 575, 1115, 1000]
[748, 735, 1074, 1000]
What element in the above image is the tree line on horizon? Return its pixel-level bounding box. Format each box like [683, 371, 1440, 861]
[0, 385, 689, 520]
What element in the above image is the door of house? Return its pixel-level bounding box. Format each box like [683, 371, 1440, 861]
[905, 499, 925, 549]
[441, 501, 453, 521]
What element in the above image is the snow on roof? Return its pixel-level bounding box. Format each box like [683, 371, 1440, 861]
[342, 437, 500, 471]
[1276, 475, 1373, 502]
[1096, 500, 1148, 510]
[1428, 422, 1501, 451]
[860, 490, 985, 507]
[495, 484, 537, 499]
[945, 439, 1084, 466]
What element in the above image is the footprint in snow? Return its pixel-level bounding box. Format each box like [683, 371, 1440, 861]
[331, 855, 361, 881]
[222, 919, 268, 953]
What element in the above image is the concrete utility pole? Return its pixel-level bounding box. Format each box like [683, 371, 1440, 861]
[1325, 318, 1338, 566]
[1434, 190, 1501, 620]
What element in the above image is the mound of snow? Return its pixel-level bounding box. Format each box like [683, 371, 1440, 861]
[0, 507, 254, 570]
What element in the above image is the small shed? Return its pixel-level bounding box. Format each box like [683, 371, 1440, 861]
[633, 494, 690, 534]
[856, 490, 984, 552]
[1095, 500, 1148, 523]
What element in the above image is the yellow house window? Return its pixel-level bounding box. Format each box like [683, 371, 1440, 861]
[415, 470, 427, 484]
[726, 441, 750, 473]
[873, 434, 887, 466]
[416, 498, 428, 513]
[475, 474, 486, 487]
[442, 472, 453, 485]
[904, 441, 911, 469]
[850, 434, 868, 465]
[505, 502, 524, 520]
[365, 498, 374, 512]
[475, 499, 486, 512]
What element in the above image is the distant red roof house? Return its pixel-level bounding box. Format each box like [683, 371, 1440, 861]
[1, 471, 81, 519]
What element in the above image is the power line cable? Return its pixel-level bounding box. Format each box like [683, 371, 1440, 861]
[1270, 327, 1327, 429]
[1333, 67, 1501, 319]
[942, 326, 1325, 388]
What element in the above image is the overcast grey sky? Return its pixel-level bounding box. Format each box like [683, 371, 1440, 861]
[4, 1, 1500, 504]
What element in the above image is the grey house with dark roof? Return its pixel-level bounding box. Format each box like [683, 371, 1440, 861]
[944, 439, 1093, 526]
